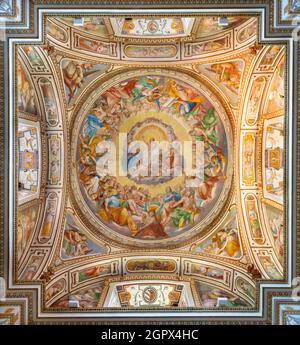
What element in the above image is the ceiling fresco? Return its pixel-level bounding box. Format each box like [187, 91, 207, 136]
[15, 15, 285, 306]
[72, 73, 232, 245]
[2, 2, 297, 326]
[109, 17, 196, 38]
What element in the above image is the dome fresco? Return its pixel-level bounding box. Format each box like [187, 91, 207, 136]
[74, 74, 231, 243]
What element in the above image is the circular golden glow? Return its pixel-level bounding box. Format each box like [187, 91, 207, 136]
[72, 72, 233, 246]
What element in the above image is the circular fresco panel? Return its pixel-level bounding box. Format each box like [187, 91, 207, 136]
[71, 71, 233, 247]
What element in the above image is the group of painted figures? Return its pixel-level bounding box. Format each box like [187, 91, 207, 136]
[77, 76, 227, 239]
